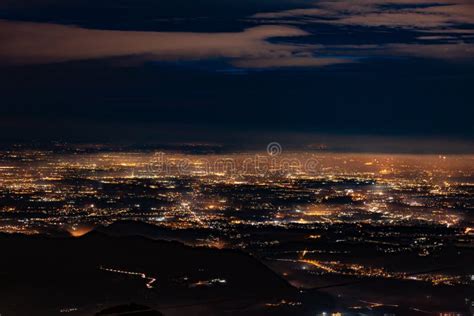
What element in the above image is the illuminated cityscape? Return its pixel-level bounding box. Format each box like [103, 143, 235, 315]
[0, 145, 473, 315]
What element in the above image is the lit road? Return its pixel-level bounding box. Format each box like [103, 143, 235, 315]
[99, 266, 157, 289]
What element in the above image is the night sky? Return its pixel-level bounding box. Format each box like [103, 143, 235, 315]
[1, 0, 473, 151]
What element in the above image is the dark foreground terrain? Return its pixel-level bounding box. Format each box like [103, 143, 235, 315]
[0, 231, 334, 316]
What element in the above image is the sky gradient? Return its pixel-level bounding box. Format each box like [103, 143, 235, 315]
[1, 0, 473, 151]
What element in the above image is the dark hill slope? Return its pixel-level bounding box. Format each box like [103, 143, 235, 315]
[0, 232, 333, 315]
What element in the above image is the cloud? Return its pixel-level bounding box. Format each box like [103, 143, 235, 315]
[234, 56, 354, 68]
[386, 42, 474, 59]
[253, 8, 330, 19]
[251, 0, 474, 29]
[306, 42, 474, 60]
[331, 4, 474, 29]
[2, 0, 473, 70]
[248, 0, 474, 61]
[0, 19, 351, 68]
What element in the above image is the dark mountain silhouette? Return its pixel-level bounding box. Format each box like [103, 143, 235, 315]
[0, 229, 334, 315]
[97, 220, 208, 241]
[95, 303, 163, 315]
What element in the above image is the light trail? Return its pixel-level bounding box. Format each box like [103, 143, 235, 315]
[99, 266, 157, 289]
[359, 299, 399, 308]
[299, 259, 337, 273]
